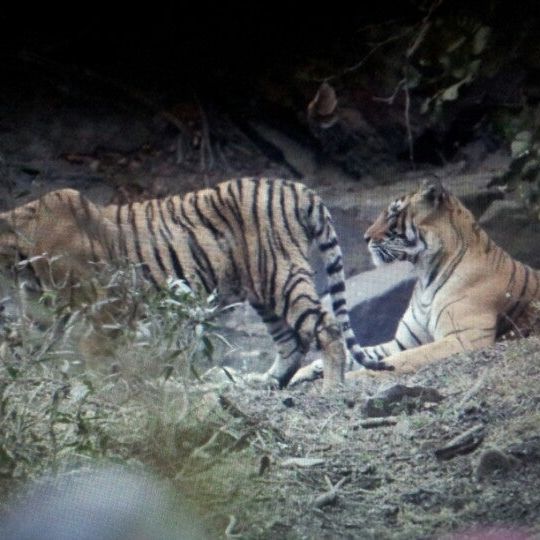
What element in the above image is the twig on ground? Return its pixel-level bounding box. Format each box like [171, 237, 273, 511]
[434, 424, 486, 460]
[225, 515, 241, 538]
[318, 411, 338, 434]
[454, 369, 488, 412]
[190, 429, 222, 460]
[219, 395, 250, 420]
[312, 475, 348, 508]
[360, 417, 399, 429]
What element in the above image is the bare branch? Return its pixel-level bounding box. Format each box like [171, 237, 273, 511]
[312, 475, 348, 508]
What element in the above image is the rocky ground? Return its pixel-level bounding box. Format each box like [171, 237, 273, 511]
[214, 337, 540, 539]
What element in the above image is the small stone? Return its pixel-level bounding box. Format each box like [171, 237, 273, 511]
[476, 448, 519, 480]
[344, 398, 356, 409]
[507, 437, 540, 463]
[362, 384, 444, 417]
[281, 457, 325, 468]
[282, 397, 295, 408]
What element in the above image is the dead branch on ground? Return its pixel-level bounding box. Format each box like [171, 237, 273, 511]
[312, 475, 348, 508]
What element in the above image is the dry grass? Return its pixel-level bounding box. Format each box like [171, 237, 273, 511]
[0, 275, 280, 537]
[1, 275, 540, 538]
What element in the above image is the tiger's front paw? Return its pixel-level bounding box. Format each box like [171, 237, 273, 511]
[243, 371, 281, 390]
[365, 359, 395, 371]
[288, 359, 324, 387]
[354, 350, 395, 371]
[346, 366, 394, 381]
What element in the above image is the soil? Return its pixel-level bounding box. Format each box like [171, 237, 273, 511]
[218, 338, 540, 539]
[1, 68, 539, 539]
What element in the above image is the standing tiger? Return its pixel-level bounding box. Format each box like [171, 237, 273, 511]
[0, 178, 388, 390]
[348, 178, 540, 378]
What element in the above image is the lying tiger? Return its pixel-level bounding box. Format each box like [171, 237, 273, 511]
[0, 178, 388, 391]
[347, 177, 540, 377]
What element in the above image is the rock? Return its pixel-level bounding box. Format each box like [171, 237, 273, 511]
[282, 397, 295, 408]
[507, 436, 540, 464]
[362, 384, 444, 418]
[434, 424, 486, 460]
[349, 278, 415, 346]
[344, 398, 356, 409]
[479, 198, 540, 269]
[475, 448, 519, 480]
[320, 262, 416, 347]
[401, 487, 439, 506]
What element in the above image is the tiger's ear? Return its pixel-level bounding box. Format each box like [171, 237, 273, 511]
[420, 177, 448, 208]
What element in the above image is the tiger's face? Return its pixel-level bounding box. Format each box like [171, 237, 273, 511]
[365, 179, 451, 267]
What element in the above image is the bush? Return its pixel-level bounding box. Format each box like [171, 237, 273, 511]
[0, 271, 270, 536]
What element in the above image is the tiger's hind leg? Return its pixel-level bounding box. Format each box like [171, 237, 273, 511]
[256, 299, 345, 391]
[280, 277, 346, 391]
[249, 306, 306, 389]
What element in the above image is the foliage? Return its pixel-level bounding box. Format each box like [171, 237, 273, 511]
[0, 272, 272, 536]
[306, 2, 538, 166]
[413, 16, 492, 120]
[490, 108, 540, 219]
[134, 278, 228, 379]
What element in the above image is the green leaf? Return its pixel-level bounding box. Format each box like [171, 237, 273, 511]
[441, 82, 461, 101]
[473, 26, 491, 55]
[468, 59, 482, 76]
[511, 131, 532, 158]
[521, 158, 540, 179]
[6, 365, 19, 379]
[447, 35, 467, 53]
[202, 336, 214, 361]
[420, 97, 432, 115]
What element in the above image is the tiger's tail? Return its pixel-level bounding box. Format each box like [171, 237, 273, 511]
[307, 195, 388, 370]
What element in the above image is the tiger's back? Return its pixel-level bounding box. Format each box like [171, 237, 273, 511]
[106, 178, 317, 305]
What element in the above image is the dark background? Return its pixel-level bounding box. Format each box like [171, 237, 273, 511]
[4, 3, 538, 97]
[2, 1, 540, 177]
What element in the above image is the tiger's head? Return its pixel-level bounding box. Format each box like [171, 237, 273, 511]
[365, 178, 470, 267]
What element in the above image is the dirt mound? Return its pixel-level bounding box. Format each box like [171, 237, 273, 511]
[217, 338, 540, 539]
